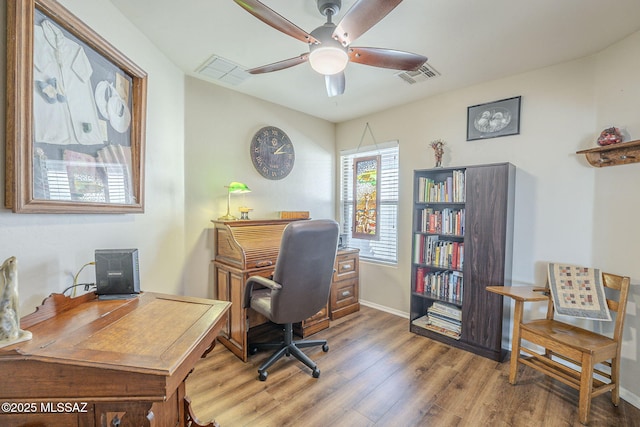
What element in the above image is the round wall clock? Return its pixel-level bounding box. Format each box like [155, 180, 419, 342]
[250, 126, 295, 180]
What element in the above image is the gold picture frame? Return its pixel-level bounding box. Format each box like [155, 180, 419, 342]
[5, 0, 147, 213]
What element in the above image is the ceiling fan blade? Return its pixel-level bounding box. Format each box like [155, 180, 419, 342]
[233, 0, 319, 44]
[333, 0, 403, 46]
[348, 47, 427, 71]
[247, 53, 309, 74]
[325, 72, 345, 97]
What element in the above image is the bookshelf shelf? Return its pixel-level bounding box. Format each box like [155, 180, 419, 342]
[415, 264, 463, 272]
[416, 202, 466, 205]
[410, 163, 515, 361]
[415, 234, 464, 243]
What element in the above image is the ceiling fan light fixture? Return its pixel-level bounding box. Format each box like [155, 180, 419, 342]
[309, 46, 349, 75]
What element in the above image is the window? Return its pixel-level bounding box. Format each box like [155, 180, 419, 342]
[340, 142, 399, 264]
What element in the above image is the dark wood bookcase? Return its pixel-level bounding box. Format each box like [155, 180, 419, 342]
[410, 162, 515, 361]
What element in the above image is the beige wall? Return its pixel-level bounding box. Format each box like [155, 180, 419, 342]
[336, 32, 640, 406]
[592, 31, 640, 406]
[182, 78, 337, 298]
[0, 0, 187, 312]
[1, 0, 638, 409]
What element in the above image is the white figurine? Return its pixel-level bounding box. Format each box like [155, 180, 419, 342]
[0, 256, 32, 348]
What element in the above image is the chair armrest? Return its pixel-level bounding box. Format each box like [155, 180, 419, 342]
[243, 275, 282, 308]
[248, 275, 282, 290]
[486, 285, 550, 302]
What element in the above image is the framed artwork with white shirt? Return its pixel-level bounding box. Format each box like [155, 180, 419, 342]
[5, 0, 148, 213]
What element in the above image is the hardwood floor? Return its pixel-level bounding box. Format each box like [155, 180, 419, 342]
[186, 306, 640, 427]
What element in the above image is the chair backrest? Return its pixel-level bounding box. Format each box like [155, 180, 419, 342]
[547, 271, 630, 342]
[269, 219, 339, 324]
[602, 272, 631, 345]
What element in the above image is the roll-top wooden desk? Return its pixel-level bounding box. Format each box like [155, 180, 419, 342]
[212, 219, 331, 362]
[0, 291, 230, 427]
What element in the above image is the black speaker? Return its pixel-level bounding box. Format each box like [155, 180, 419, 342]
[95, 249, 140, 298]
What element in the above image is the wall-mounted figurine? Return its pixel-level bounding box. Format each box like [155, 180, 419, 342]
[0, 256, 32, 348]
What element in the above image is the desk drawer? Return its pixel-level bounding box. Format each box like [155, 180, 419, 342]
[333, 251, 359, 282]
[307, 305, 328, 323]
[332, 278, 358, 309]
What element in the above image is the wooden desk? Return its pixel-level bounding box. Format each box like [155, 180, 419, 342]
[0, 292, 230, 427]
[212, 219, 330, 361]
[486, 285, 550, 382]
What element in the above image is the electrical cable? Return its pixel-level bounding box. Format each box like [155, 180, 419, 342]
[62, 282, 96, 296]
[71, 261, 95, 297]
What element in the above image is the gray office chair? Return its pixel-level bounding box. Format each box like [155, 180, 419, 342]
[244, 219, 339, 381]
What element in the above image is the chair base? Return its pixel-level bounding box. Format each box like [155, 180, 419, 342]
[250, 323, 329, 381]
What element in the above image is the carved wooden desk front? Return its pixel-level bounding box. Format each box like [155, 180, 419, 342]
[0, 291, 230, 427]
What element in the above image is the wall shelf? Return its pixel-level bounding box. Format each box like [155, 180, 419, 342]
[576, 139, 640, 167]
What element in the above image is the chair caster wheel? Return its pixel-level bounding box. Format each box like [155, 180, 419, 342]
[322, 344, 329, 352]
[312, 368, 320, 378]
[259, 371, 267, 381]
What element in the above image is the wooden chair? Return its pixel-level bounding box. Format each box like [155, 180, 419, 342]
[510, 272, 630, 425]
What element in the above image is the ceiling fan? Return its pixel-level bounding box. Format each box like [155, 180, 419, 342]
[233, 0, 428, 97]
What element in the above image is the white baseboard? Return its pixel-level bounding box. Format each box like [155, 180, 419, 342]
[358, 300, 640, 410]
[620, 388, 640, 410]
[360, 299, 408, 319]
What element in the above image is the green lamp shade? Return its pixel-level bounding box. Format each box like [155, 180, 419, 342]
[228, 182, 251, 193]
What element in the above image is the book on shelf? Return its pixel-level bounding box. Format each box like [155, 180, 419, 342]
[413, 236, 464, 271]
[424, 324, 461, 340]
[412, 315, 461, 340]
[429, 211, 439, 233]
[428, 301, 461, 316]
[427, 236, 438, 265]
[415, 269, 464, 304]
[428, 308, 461, 322]
[417, 170, 466, 203]
[426, 300, 463, 339]
[426, 317, 461, 334]
[452, 169, 465, 203]
[427, 312, 462, 329]
[418, 208, 465, 235]
[411, 314, 430, 328]
[413, 234, 421, 264]
[432, 301, 462, 317]
[415, 266, 425, 293]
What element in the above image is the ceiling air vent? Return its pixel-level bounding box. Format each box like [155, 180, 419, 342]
[396, 63, 440, 84]
[197, 55, 250, 86]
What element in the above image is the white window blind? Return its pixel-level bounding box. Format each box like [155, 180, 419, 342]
[340, 142, 399, 264]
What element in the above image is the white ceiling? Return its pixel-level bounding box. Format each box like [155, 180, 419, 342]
[109, 0, 640, 123]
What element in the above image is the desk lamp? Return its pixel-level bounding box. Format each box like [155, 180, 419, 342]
[219, 182, 251, 220]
